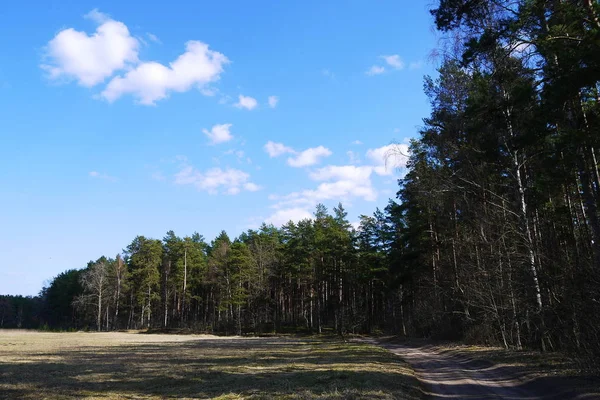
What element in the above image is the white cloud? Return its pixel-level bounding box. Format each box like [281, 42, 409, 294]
[263, 143, 410, 227]
[366, 144, 409, 176]
[275, 180, 377, 208]
[174, 166, 259, 195]
[381, 55, 405, 70]
[89, 171, 117, 182]
[244, 182, 261, 192]
[271, 164, 377, 212]
[409, 61, 423, 70]
[235, 94, 258, 110]
[287, 146, 332, 167]
[203, 123, 233, 144]
[264, 141, 332, 167]
[366, 65, 385, 76]
[101, 40, 229, 105]
[265, 207, 313, 226]
[42, 10, 139, 87]
[268, 95, 279, 108]
[351, 140, 363, 145]
[309, 165, 373, 183]
[264, 141, 295, 158]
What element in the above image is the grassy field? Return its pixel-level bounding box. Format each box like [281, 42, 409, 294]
[0, 331, 422, 400]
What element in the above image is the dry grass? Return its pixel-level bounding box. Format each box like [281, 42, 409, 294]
[0, 331, 422, 400]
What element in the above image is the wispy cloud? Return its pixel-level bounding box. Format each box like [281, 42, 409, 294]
[151, 171, 166, 181]
[381, 54, 405, 70]
[146, 32, 161, 44]
[264, 141, 332, 167]
[347, 150, 360, 164]
[322, 69, 335, 79]
[409, 61, 423, 70]
[174, 165, 260, 195]
[287, 146, 332, 167]
[366, 65, 385, 76]
[366, 54, 419, 76]
[268, 95, 279, 108]
[264, 143, 411, 227]
[269, 165, 378, 218]
[264, 141, 295, 157]
[225, 149, 251, 164]
[89, 171, 117, 182]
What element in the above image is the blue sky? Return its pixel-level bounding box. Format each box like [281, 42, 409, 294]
[0, 1, 439, 296]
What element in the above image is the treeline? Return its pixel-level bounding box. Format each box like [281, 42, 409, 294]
[7, 203, 404, 335]
[396, 0, 600, 359]
[0, 296, 42, 329]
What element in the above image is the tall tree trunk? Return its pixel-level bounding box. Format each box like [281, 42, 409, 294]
[502, 97, 546, 350]
[182, 248, 187, 318]
[97, 286, 102, 332]
[164, 260, 170, 328]
[114, 255, 123, 330]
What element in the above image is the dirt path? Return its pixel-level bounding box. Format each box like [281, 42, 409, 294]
[361, 339, 595, 400]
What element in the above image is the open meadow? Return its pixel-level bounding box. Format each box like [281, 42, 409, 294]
[0, 331, 422, 400]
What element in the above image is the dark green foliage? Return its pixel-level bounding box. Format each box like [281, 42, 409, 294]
[0, 295, 42, 329]
[393, 0, 600, 360]
[40, 269, 84, 329]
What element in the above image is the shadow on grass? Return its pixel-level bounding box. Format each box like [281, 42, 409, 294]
[373, 338, 600, 400]
[429, 345, 600, 399]
[0, 337, 422, 399]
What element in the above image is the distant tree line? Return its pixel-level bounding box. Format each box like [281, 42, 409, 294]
[2, 0, 599, 362]
[4, 203, 404, 336]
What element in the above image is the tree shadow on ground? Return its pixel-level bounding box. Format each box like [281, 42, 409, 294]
[0, 337, 422, 400]
[376, 340, 600, 400]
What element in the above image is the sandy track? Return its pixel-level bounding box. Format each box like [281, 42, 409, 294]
[361, 339, 594, 400]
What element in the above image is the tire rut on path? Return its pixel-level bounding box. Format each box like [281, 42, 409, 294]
[359, 339, 594, 400]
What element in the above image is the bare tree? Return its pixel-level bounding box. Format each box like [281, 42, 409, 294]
[79, 261, 109, 331]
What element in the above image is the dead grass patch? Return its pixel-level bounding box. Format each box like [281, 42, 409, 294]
[0, 331, 422, 400]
